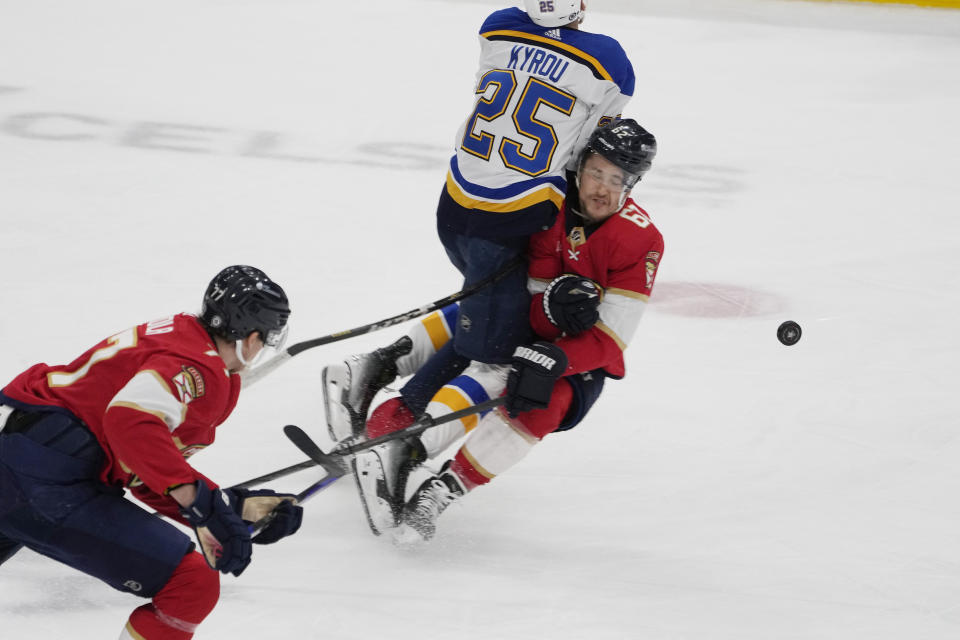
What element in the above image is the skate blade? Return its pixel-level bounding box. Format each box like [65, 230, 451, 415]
[351, 456, 399, 536]
[322, 364, 354, 442]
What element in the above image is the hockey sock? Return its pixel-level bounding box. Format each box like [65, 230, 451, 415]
[366, 397, 417, 439]
[451, 379, 574, 488]
[451, 409, 539, 489]
[395, 304, 459, 378]
[420, 361, 509, 456]
[121, 552, 219, 640]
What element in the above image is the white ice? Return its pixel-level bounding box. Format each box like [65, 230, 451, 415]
[1, 0, 959, 638]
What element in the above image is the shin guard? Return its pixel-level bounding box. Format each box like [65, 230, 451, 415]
[122, 552, 219, 640]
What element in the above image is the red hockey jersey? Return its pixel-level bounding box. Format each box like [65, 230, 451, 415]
[527, 197, 664, 378]
[1, 313, 240, 517]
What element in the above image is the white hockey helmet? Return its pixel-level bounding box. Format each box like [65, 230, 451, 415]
[524, 0, 585, 28]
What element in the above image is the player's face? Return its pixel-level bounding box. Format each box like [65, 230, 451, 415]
[578, 154, 630, 223]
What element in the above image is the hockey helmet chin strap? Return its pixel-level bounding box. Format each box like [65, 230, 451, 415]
[235, 325, 288, 370]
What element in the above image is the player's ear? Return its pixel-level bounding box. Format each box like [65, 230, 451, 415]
[243, 331, 264, 352]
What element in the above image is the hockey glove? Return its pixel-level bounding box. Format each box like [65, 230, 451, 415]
[505, 342, 569, 417]
[230, 487, 303, 545]
[179, 481, 252, 577]
[543, 274, 602, 335]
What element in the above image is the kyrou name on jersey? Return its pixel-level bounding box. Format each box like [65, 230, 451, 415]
[507, 45, 570, 83]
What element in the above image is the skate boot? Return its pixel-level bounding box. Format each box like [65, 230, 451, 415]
[323, 336, 412, 441]
[393, 464, 466, 544]
[353, 435, 426, 535]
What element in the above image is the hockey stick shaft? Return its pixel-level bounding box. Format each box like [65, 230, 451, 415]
[285, 397, 506, 467]
[230, 459, 318, 490]
[250, 399, 506, 533]
[249, 473, 340, 534]
[242, 255, 524, 385]
[233, 396, 507, 489]
[332, 396, 506, 456]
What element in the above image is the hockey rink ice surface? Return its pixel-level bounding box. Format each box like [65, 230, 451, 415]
[1, 0, 959, 638]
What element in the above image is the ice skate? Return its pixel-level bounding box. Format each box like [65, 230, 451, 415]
[393, 466, 465, 545]
[323, 336, 412, 441]
[352, 436, 425, 535]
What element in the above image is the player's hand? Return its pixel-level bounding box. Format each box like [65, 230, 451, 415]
[543, 274, 602, 335]
[180, 482, 252, 576]
[229, 487, 303, 545]
[504, 342, 568, 417]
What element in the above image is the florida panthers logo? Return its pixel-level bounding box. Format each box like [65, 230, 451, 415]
[645, 251, 661, 289]
[172, 366, 206, 405]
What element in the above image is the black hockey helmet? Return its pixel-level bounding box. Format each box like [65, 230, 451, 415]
[580, 118, 657, 188]
[200, 265, 290, 348]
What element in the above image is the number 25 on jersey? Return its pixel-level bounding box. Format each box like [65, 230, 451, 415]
[461, 69, 576, 178]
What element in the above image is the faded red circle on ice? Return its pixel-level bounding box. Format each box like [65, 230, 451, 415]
[650, 282, 786, 318]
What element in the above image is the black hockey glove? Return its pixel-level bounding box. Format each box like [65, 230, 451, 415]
[543, 274, 602, 335]
[180, 481, 252, 577]
[505, 341, 569, 417]
[229, 487, 303, 545]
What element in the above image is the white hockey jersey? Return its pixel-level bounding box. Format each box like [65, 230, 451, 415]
[445, 7, 635, 222]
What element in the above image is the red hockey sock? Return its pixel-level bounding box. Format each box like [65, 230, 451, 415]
[125, 552, 219, 639]
[366, 397, 416, 439]
[450, 451, 489, 490]
[450, 381, 574, 490]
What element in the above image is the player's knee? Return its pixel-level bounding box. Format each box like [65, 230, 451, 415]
[164, 551, 220, 617]
[149, 551, 220, 635]
[124, 552, 219, 639]
[516, 378, 573, 439]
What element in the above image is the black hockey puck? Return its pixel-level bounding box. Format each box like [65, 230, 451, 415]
[777, 321, 802, 346]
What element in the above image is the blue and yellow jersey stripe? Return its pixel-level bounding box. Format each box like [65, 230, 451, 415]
[446, 156, 566, 213]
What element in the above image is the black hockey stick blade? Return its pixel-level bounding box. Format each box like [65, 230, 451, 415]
[283, 425, 348, 478]
[242, 255, 524, 385]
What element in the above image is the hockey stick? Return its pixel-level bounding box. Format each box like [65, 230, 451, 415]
[248, 473, 341, 535]
[232, 394, 509, 488]
[242, 255, 524, 385]
[246, 440, 349, 534]
[248, 399, 506, 533]
[285, 396, 506, 464]
[231, 459, 318, 490]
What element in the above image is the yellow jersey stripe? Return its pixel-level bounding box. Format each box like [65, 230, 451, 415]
[446, 171, 565, 213]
